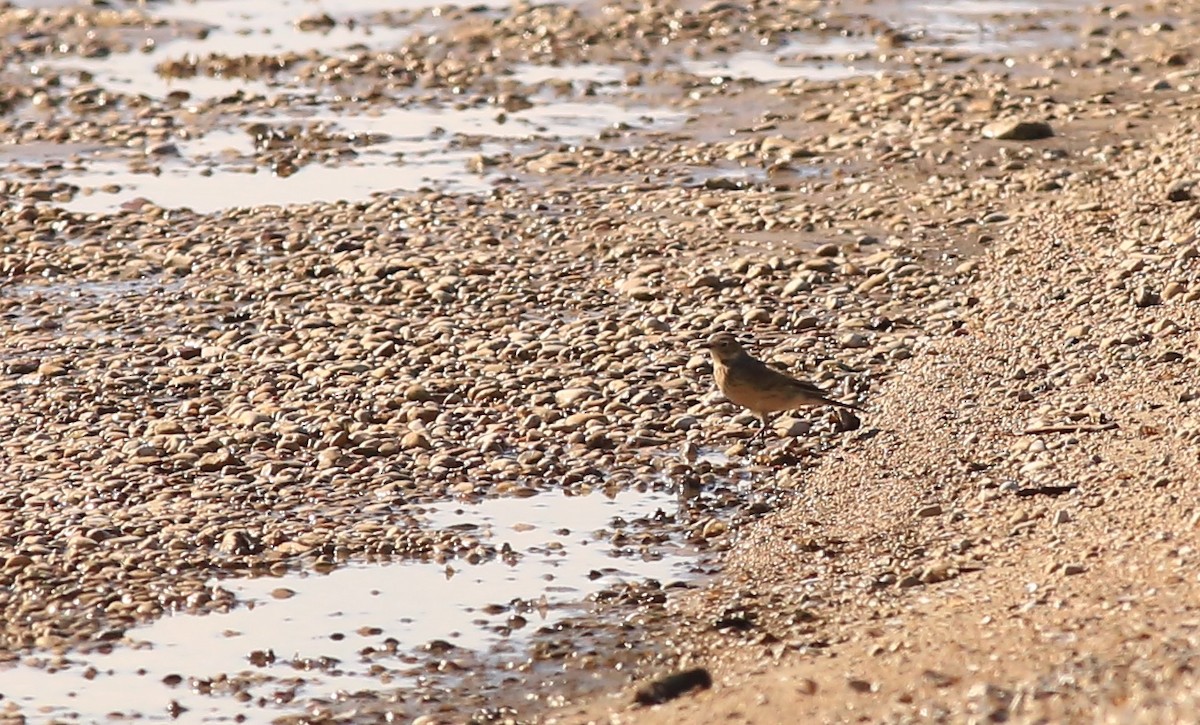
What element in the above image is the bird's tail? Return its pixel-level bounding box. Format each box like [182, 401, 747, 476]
[827, 397, 864, 412]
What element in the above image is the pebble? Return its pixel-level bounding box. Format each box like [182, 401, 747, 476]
[839, 333, 870, 349]
[555, 388, 595, 407]
[773, 417, 811, 437]
[982, 120, 1054, 141]
[1166, 181, 1193, 202]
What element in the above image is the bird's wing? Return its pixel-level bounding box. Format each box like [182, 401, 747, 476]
[760, 359, 863, 410]
[752, 357, 822, 392]
[784, 376, 829, 397]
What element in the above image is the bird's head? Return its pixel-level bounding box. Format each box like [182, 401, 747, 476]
[703, 332, 746, 364]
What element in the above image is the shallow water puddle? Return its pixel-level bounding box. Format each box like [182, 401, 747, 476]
[59, 101, 688, 212]
[509, 63, 629, 88]
[682, 31, 880, 83]
[1, 277, 180, 300]
[684, 50, 875, 83]
[910, 0, 1086, 21]
[28, 0, 555, 101]
[63, 152, 495, 214]
[1, 276, 184, 333]
[0, 489, 688, 723]
[681, 0, 1085, 83]
[693, 447, 732, 467]
[878, 0, 1087, 53]
[23, 0, 439, 104]
[297, 100, 687, 144]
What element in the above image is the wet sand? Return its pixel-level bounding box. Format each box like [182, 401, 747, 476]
[1, 0, 1199, 722]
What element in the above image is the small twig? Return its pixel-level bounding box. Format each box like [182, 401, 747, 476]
[1020, 422, 1118, 435]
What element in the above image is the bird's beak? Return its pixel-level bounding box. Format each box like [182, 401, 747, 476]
[698, 342, 713, 351]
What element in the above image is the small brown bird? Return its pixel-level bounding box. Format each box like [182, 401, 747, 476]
[703, 332, 862, 441]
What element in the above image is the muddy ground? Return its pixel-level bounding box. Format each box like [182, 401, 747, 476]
[0, 0, 1198, 722]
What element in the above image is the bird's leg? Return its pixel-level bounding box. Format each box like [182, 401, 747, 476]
[751, 413, 774, 443]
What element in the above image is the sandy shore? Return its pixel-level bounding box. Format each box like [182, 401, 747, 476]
[562, 6, 1200, 723]
[1, 0, 1199, 722]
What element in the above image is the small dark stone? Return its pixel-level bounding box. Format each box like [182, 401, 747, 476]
[833, 408, 861, 432]
[1135, 287, 1161, 307]
[5, 360, 38, 375]
[983, 120, 1054, 141]
[847, 678, 875, 693]
[94, 628, 125, 642]
[713, 614, 755, 631]
[1167, 181, 1193, 202]
[703, 177, 749, 191]
[247, 649, 276, 666]
[923, 669, 961, 688]
[424, 639, 457, 654]
[1014, 484, 1076, 498]
[633, 667, 713, 706]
